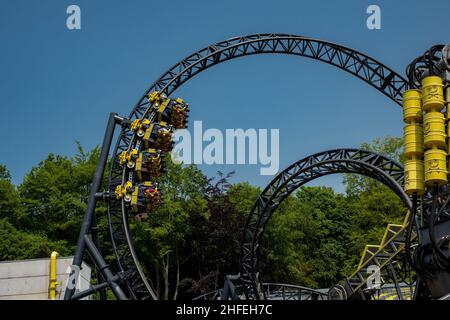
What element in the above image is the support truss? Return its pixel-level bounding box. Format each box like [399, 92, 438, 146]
[105, 34, 409, 300]
[193, 283, 328, 301]
[239, 148, 410, 299]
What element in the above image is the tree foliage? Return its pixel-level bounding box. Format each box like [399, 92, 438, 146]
[0, 136, 407, 298]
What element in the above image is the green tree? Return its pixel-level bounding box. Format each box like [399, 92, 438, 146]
[259, 136, 406, 287]
[0, 165, 11, 180]
[0, 135, 408, 297]
[0, 219, 70, 260]
[133, 159, 210, 299]
[177, 179, 259, 298]
[344, 136, 404, 197]
[17, 143, 110, 259]
[0, 165, 25, 227]
[341, 136, 407, 275]
[262, 187, 351, 288]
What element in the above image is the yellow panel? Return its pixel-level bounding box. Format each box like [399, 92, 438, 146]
[143, 124, 155, 149]
[135, 153, 144, 181]
[402, 89, 422, 123]
[424, 148, 447, 186]
[423, 111, 446, 149]
[422, 76, 444, 112]
[446, 86, 450, 120]
[403, 123, 423, 157]
[402, 211, 411, 227]
[131, 187, 139, 213]
[358, 245, 380, 269]
[404, 159, 425, 195]
[380, 224, 403, 246]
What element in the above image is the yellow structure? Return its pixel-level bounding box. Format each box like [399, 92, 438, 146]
[404, 159, 425, 194]
[403, 76, 449, 192]
[130, 118, 151, 137]
[421, 76, 447, 187]
[422, 76, 445, 112]
[119, 149, 138, 168]
[114, 181, 133, 201]
[423, 111, 446, 149]
[403, 89, 423, 122]
[446, 86, 450, 121]
[446, 85, 450, 172]
[403, 89, 425, 195]
[348, 212, 415, 300]
[404, 124, 423, 157]
[49, 251, 59, 300]
[424, 149, 447, 186]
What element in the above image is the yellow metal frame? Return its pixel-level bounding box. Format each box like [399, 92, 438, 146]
[380, 224, 403, 247]
[357, 245, 380, 269]
[49, 251, 60, 300]
[349, 211, 414, 295]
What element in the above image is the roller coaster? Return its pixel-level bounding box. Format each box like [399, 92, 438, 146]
[63, 34, 450, 300]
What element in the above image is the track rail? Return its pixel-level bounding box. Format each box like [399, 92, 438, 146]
[193, 283, 328, 301]
[239, 148, 410, 299]
[106, 34, 410, 299]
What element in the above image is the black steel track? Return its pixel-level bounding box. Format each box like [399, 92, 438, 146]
[239, 148, 409, 299]
[106, 34, 410, 300]
[193, 283, 328, 301]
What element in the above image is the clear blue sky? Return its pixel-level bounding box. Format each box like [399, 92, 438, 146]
[1, 0, 450, 192]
